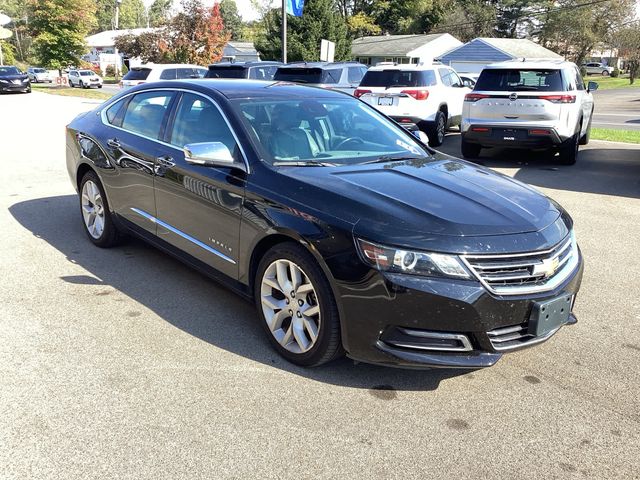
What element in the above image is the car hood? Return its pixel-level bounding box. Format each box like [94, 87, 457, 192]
[0, 74, 28, 81]
[277, 155, 562, 244]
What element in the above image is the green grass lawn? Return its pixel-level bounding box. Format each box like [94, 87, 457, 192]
[591, 128, 640, 144]
[32, 84, 113, 100]
[585, 75, 639, 90]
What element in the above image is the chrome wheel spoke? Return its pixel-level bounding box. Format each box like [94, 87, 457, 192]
[303, 318, 318, 344]
[268, 308, 289, 331]
[290, 262, 303, 291]
[296, 282, 314, 296]
[280, 324, 294, 347]
[261, 295, 284, 311]
[276, 261, 291, 293]
[292, 320, 310, 351]
[302, 304, 319, 317]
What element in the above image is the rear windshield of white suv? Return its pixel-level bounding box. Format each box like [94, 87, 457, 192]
[274, 68, 342, 84]
[123, 68, 152, 81]
[475, 69, 564, 91]
[359, 70, 437, 88]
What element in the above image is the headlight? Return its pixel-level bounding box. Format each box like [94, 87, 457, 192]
[356, 238, 471, 279]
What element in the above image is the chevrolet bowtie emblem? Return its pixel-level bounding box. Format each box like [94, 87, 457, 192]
[533, 257, 560, 278]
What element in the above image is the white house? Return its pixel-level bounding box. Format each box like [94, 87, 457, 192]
[83, 28, 157, 73]
[351, 34, 462, 66]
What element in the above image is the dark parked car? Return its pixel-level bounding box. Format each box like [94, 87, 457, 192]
[205, 61, 282, 80]
[0, 66, 31, 93]
[274, 61, 368, 95]
[66, 80, 583, 369]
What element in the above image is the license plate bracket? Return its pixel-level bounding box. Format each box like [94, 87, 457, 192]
[378, 97, 393, 106]
[528, 294, 573, 336]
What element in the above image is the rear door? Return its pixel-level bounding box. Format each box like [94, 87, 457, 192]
[100, 89, 176, 234]
[468, 68, 566, 125]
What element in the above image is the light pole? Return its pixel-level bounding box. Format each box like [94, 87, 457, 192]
[281, 0, 287, 63]
[113, 0, 122, 80]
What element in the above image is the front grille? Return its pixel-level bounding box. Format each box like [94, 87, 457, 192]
[461, 235, 578, 295]
[487, 323, 534, 350]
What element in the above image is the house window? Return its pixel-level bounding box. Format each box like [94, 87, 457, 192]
[396, 57, 410, 64]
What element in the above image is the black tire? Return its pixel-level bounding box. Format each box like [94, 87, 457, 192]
[558, 131, 579, 165]
[461, 138, 481, 159]
[254, 242, 343, 367]
[425, 110, 446, 147]
[601, 70, 609, 76]
[79, 171, 122, 248]
[79, 81, 85, 89]
[98, 85, 103, 89]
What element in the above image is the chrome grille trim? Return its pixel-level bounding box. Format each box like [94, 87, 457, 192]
[487, 323, 561, 351]
[461, 235, 579, 295]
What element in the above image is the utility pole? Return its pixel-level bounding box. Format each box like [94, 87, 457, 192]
[281, 0, 287, 64]
[114, 0, 122, 80]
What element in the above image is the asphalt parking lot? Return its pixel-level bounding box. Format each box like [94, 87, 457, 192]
[1, 92, 639, 479]
[592, 88, 640, 131]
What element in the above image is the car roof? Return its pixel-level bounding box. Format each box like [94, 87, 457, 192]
[132, 64, 206, 70]
[366, 63, 441, 71]
[125, 79, 351, 100]
[485, 59, 575, 70]
[208, 61, 282, 68]
[277, 61, 365, 69]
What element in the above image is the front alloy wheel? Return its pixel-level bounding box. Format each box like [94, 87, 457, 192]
[81, 180, 105, 239]
[255, 243, 342, 366]
[261, 259, 321, 354]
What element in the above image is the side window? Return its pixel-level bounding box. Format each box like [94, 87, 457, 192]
[176, 68, 198, 79]
[250, 67, 270, 80]
[448, 70, 462, 87]
[347, 67, 364, 84]
[438, 68, 452, 86]
[169, 92, 238, 157]
[159, 68, 177, 80]
[105, 98, 126, 126]
[121, 91, 173, 139]
[323, 69, 342, 84]
[574, 67, 585, 91]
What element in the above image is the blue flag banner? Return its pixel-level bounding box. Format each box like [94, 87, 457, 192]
[286, 0, 305, 16]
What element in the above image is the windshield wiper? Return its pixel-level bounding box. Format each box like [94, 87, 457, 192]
[359, 155, 426, 165]
[272, 160, 336, 167]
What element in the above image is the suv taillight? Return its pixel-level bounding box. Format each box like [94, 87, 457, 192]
[464, 93, 489, 102]
[401, 89, 429, 100]
[538, 95, 576, 104]
[354, 89, 371, 98]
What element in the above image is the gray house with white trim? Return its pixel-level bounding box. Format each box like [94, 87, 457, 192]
[352, 34, 462, 66]
[440, 38, 563, 74]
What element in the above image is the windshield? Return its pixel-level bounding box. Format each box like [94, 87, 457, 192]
[360, 69, 437, 88]
[0, 66, 21, 76]
[273, 67, 342, 84]
[80, 71, 94, 76]
[33, 68, 46, 73]
[475, 69, 565, 91]
[232, 97, 430, 166]
[123, 68, 151, 81]
[206, 66, 247, 79]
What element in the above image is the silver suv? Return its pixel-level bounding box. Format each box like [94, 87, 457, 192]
[461, 60, 598, 165]
[273, 62, 368, 96]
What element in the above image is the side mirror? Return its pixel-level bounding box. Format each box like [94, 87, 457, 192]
[412, 130, 430, 145]
[587, 81, 599, 92]
[184, 142, 239, 169]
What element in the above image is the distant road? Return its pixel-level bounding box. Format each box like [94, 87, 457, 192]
[592, 88, 640, 131]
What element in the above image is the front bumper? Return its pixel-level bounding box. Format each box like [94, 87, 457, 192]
[0, 82, 30, 92]
[338, 251, 584, 369]
[462, 125, 568, 149]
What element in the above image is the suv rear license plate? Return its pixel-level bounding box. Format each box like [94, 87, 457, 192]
[378, 97, 393, 106]
[529, 294, 572, 336]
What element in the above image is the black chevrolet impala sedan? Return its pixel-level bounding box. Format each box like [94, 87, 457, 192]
[65, 80, 583, 369]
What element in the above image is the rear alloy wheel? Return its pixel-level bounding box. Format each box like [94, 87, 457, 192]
[256, 243, 342, 367]
[79, 171, 121, 247]
[461, 139, 481, 159]
[426, 111, 447, 147]
[601, 70, 610, 76]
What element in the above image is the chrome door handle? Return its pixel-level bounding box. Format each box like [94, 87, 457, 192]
[107, 138, 121, 149]
[154, 156, 175, 176]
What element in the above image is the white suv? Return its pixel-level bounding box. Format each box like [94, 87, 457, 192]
[461, 60, 597, 165]
[120, 64, 207, 89]
[355, 64, 471, 146]
[68, 69, 103, 89]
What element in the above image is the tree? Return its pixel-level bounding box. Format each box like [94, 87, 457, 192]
[434, 0, 496, 42]
[28, 0, 97, 69]
[346, 12, 380, 38]
[0, 0, 33, 62]
[539, 0, 635, 66]
[114, 30, 167, 62]
[1, 41, 16, 65]
[148, 0, 172, 27]
[614, 24, 640, 84]
[255, 0, 351, 62]
[219, 0, 243, 40]
[94, 0, 146, 32]
[360, 0, 447, 35]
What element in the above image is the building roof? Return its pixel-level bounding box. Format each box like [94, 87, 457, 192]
[86, 28, 159, 48]
[223, 41, 260, 58]
[351, 34, 450, 57]
[475, 38, 562, 60]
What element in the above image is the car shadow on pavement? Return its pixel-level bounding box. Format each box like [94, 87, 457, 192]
[10, 195, 470, 392]
[438, 135, 640, 199]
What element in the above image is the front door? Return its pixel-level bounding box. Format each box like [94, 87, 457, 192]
[153, 91, 246, 278]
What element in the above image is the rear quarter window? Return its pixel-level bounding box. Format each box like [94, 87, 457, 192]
[159, 68, 177, 80]
[474, 69, 565, 92]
